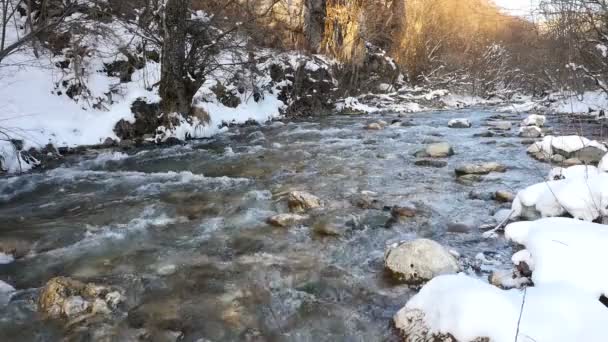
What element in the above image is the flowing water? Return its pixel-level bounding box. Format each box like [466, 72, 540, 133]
[0, 109, 553, 341]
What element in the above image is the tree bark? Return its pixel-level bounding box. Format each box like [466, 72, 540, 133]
[159, 0, 191, 114]
[303, 0, 326, 53]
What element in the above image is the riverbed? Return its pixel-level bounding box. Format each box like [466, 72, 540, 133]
[0, 109, 554, 341]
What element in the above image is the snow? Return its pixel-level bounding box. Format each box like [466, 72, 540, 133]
[552, 90, 608, 114]
[0, 8, 160, 173]
[396, 273, 608, 342]
[0, 280, 15, 293]
[512, 169, 608, 221]
[0, 252, 14, 264]
[547, 164, 600, 180]
[599, 153, 608, 172]
[447, 118, 472, 128]
[521, 114, 545, 127]
[506, 217, 608, 297]
[527, 135, 606, 158]
[335, 97, 378, 113]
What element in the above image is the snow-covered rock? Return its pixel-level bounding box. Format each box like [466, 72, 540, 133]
[599, 153, 608, 172]
[511, 167, 608, 221]
[448, 118, 472, 128]
[521, 114, 546, 127]
[527, 135, 607, 163]
[384, 239, 460, 285]
[394, 274, 608, 342]
[518, 126, 542, 138]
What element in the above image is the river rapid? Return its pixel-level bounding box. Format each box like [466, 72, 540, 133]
[0, 109, 555, 341]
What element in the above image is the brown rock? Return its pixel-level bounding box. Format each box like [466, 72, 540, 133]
[288, 191, 322, 213]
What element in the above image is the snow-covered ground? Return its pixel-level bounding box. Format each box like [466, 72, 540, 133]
[395, 137, 608, 341]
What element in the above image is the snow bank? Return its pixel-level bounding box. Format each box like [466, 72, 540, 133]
[552, 90, 608, 114]
[396, 274, 608, 342]
[512, 168, 608, 221]
[506, 217, 608, 297]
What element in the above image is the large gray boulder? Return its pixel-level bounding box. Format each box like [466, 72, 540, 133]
[415, 142, 455, 158]
[455, 162, 506, 176]
[384, 239, 460, 285]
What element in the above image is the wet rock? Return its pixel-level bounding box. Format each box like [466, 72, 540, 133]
[455, 162, 506, 176]
[448, 118, 471, 128]
[414, 159, 447, 168]
[38, 277, 122, 320]
[573, 146, 606, 164]
[0, 238, 33, 259]
[247, 131, 266, 142]
[473, 131, 495, 138]
[288, 191, 322, 213]
[494, 190, 515, 203]
[391, 205, 417, 219]
[365, 122, 383, 130]
[156, 264, 177, 276]
[351, 193, 383, 210]
[468, 190, 494, 201]
[456, 174, 484, 184]
[267, 213, 308, 227]
[447, 222, 474, 234]
[519, 126, 542, 138]
[487, 121, 512, 131]
[313, 214, 360, 236]
[384, 239, 460, 285]
[415, 142, 454, 158]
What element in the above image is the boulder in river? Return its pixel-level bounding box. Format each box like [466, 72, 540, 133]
[288, 191, 322, 213]
[487, 120, 512, 131]
[455, 162, 506, 176]
[519, 126, 542, 138]
[267, 213, 308, 227]
[38, 277, 122, 320]
[414, 159, 448, 168]
[522, 114, 546, 127]
[391, 205, 417, 219]
[384, 239, 460, 285]
[415, 142, 454, 158]
[366, 120, 388, 130]
[494, 190, 515, 203]
[448, 118, 472, 128]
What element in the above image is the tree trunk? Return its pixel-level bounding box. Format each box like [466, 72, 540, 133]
[303, 0, 326, 53]
[159, 0, 191, 114]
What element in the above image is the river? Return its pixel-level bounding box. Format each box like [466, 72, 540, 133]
[0, 108, 554, 341]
